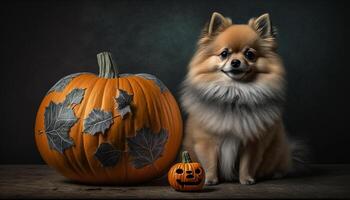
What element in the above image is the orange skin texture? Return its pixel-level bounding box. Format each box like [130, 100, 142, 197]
[168, 162, 205, 191]
[35, 74, 183, 185]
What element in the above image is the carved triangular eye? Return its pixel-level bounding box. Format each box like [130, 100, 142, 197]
[195, 168, 201, 174]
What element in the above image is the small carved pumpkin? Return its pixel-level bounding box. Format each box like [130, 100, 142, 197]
[35, 52, 183, 185]
[168, 151, 205, 191]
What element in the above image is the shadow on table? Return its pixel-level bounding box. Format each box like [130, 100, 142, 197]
[60, 174, 219, 193]
[60, 174, 171, 187]
[172, 187, 218, 193]
[288, 164, 333, 178]
[60, 179, 168, 187]
[263, 164, 334, 182]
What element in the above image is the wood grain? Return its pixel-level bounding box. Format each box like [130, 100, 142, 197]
[0, 165, 349, 199]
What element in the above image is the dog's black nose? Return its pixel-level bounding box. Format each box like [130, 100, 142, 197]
[231, 59, 241, 68]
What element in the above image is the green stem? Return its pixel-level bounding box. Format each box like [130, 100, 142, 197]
[97, 52, 119, 78]
[182, 151, 192, 163]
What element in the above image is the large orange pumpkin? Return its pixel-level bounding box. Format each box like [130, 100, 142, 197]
[35, 52, 183, 185]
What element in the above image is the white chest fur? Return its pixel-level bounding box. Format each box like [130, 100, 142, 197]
[181, 80, 285, 141]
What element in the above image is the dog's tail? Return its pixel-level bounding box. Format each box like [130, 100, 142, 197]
[288, 138, 311, 176]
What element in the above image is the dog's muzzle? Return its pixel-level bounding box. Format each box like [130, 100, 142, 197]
[221, 60, 252, 80]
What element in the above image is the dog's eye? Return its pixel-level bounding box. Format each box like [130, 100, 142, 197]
[244, 49, 256, 61]
[220, 49, 229, 59]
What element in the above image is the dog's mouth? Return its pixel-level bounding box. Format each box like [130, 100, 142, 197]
[176, 179, 202, 186]
[221, 68, 253, 81]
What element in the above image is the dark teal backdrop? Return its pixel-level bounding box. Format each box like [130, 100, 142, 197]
[0, 0, 348, 164]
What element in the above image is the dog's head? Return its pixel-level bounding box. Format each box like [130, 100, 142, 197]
[187, 12, 285, 87]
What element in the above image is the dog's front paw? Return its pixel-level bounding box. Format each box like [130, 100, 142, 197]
[205, 176, 219, 186]
[239, 176, 256, 185]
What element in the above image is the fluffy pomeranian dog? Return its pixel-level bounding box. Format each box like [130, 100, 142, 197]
[181, 12, 296, 185]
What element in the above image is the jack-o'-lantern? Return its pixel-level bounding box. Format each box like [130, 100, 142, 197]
[168, 151, 205, 191]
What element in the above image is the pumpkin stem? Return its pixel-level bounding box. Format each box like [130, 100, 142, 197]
[97, 52, 119, 78]
[182, 151, 192, 163]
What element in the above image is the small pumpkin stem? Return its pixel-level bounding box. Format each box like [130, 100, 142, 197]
[97, 52, 119, 78]
[182, 151, 192, 163]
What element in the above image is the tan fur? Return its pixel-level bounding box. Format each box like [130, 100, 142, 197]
[181, 13, 292, 185]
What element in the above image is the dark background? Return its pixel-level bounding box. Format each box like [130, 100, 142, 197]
[0, 0, 348, 164]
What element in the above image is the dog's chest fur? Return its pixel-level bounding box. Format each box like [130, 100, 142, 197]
[181, 80, 285, 141]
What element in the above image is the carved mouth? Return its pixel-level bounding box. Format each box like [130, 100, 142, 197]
[176, 179, 202, 186]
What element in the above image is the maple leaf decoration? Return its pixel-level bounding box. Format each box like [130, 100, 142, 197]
[127, 128, 168, 168]
[44, 102, 77, 153]
[43, 88, 85, 153]
[83, 109, 114, 135]
[115, 89, 133, 119]
[94, 143, 122, 167]
[63, 88, 85, 106]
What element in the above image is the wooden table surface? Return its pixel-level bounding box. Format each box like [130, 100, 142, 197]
[0, 165, 349, 199]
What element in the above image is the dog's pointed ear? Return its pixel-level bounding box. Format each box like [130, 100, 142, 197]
[198, 12, 232, 48]
[207, 12, 232, 36]
[250, 13, 274, 38]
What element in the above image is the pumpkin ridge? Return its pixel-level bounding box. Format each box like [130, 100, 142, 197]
[82, 78, 109, 180]
[159, 93, 183, 172]
[117, 77, 134, 184]
[119, 77, 134, 142]
[62, 75, 93, 179]
[144, 84, 169, 166]
[132, 78, 175, 175]
[74, 75, 101, 181]
[127, 77, 152, 134]
[158, 93, 175, 160]
[125, 77, 161, 178]
[131, 77, 161, 133]
[145, 80, 164, 130]
[99, 78, 118, 180]
[48, 81, 80, 178]
[90, 77, 111, 181]
[158, 93, 172, 134]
